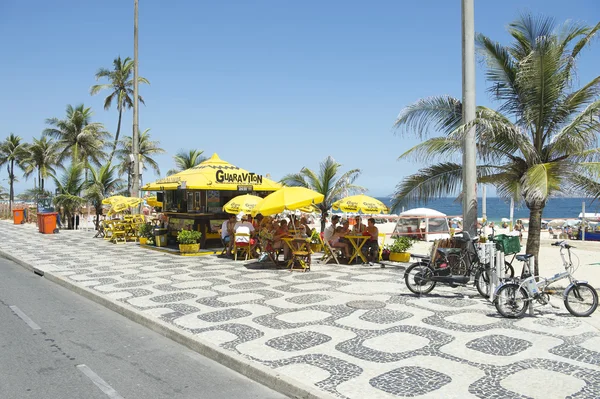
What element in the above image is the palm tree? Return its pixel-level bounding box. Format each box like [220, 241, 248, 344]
[52, 163, 85, 229]
[90, 56, 150, 161]
[23, 136, 58, 191]
[280, 156, 364, 232]
[392, 15, 600, 275]
[85, 163, 123, 230]
[166, 149, 206, 176]
[44, 104, 110, 178]
[0, 134, 29, 211]
[115, 128, 165, 193]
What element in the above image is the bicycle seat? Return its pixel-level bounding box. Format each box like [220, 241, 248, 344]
[516, 254, 534, 262]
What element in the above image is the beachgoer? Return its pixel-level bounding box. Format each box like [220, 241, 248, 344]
[221, 214, 237, 256]
[330, 226, 351, 260]
[324, 215, 340, 243]
[363, 217, 379, 266]
[352, 216, 367, 234]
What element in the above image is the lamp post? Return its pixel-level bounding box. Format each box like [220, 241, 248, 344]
[462, 0, 477, 236]
[131, 0, 140, 209]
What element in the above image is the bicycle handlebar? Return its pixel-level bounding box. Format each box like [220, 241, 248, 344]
[551, 241, 575, 249]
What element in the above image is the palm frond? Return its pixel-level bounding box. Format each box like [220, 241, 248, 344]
[393, 96, 462, 139]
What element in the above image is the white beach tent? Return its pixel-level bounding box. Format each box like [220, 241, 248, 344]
[393, 208, 450, 242]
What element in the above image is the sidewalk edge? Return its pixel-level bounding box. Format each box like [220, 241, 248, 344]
[0, 250, 336, 399]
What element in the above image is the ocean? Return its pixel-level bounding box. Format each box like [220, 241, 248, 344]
[376, 197, 599, 222]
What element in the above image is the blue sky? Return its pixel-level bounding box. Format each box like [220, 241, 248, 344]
[1, 0, 599, 196]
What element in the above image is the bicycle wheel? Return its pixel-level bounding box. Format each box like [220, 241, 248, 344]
[495, 283, 528, 318]
[446, 253, 468, 275]
[475, 267, 490, 298]
[503, 261, 515, 278]
[564, 283, 598, 317]
[404, 263, 436, 295]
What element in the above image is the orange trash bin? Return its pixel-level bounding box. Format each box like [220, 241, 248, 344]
[38, 212, 58, 234]
[13, 209, 25, 224]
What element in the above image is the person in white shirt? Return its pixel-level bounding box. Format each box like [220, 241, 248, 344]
[323, 215, 340, 243]
[221, 214, 236, 256]
[234, 214, 255, 244]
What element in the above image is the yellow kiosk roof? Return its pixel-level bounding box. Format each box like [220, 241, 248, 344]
[142, 153, 281, 192]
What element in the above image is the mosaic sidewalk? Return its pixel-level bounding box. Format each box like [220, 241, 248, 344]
[1, 221, 599, 399]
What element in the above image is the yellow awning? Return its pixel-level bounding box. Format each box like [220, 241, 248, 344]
[142, 153, 281, 192]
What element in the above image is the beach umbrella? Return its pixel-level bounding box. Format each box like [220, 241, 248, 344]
[501, 217, 510, 222]
[108, 197, 143, 216]
[102, 195, 127, 205]
[331, 194, 389, 214]
[222, 194, 262, 214]
[548, 219, 565, 227]
[146, 196, 163, 208]
[251, 187, 324, 217]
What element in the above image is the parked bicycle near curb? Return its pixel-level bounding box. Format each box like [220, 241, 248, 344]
[494, 241, 598, 318]
[404, 232, 489, 295]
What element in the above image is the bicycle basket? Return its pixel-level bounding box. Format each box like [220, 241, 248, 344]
[493, 234, 521, 254]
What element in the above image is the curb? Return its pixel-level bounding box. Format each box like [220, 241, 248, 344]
[0, 250, 336, 399]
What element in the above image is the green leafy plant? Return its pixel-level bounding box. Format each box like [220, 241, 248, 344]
[385, 236, 414, 253]
[177, 229, 202, 244]
[310, 228, 321, 245]
[146, 236, 155, 245]
[138, 223, 153, 238]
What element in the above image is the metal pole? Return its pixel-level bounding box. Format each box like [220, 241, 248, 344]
[582, 201, 586, 241]
[131, 0, 140, 210]
[462, 0, 477, 236]
[482, 185, 487, 224]
[509, 197, 514, 232]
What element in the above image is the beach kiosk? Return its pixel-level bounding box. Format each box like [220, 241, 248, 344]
[141, 153, 281, 248]
[392, 207, 450, 242]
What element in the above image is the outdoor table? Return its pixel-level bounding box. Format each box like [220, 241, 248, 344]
[282, 237, 311, 271]
[345, 235, 369, 264]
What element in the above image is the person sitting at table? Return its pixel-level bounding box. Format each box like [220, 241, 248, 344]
[340, 219, 351, 235]
[273, 219, 291, 260]
[299, 216, 312, 237]
[363, 217, 379, 266]
[324, 215, 340, 243]
[234, 214, 256, 253]
[330, 226, 351, 260]
[352, 216, 367, 234]
[221, 214, 237, 257]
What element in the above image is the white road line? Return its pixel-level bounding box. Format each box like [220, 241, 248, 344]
[77, 364, 125, 399]
[9, 305, 41, 330]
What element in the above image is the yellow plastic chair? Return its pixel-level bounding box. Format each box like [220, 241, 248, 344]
[111, 222, 127, 244]
[103, 220, 114, 241]
[378, 233, 386, 261]
[233, 233, 252, 260]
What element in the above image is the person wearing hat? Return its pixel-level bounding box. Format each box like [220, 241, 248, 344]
[324, 215, 340, 243]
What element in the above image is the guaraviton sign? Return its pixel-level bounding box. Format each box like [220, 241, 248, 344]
[216, 170, 263, 185]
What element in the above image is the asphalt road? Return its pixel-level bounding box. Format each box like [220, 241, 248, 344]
[0, 257, 286, 399]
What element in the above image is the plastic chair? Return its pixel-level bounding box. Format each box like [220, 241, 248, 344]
[378, 233, 386, 261]
[233, 233, 252, 260]
[111, 222, 127, 244]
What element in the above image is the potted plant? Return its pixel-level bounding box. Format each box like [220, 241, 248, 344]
[309, 229, 322, 252]
[386, 236, 414, 262]
[138, 223, 153, 245]
[177, 229, 202, 253]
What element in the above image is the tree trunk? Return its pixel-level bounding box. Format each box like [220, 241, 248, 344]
[41, 177, 45, 191]
[525, 201, 545, 276]
[109, 108, 123, 163]
[320, 210, 327, 233]
[127, 165, 132, 194]
[8, 161, 14, 212]
[95, 206, 101, 230]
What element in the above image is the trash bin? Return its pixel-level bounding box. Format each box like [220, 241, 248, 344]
[38, 212, 58, 234]
[154, 228, 168, 247]
[13, 209, 25, 224]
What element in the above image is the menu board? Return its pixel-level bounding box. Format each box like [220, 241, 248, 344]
[207, 190, 221, 213]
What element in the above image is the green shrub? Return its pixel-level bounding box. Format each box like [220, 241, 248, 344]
[310, 228, 321, 244]
[385, 236, 414, 253]
[138, 223, 154, 238]
[177, 229, 202, 244]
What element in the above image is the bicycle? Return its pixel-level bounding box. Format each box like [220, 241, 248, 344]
[494, 241, 598, 318]
[404, 232, 489, 295]
[473, 232, 519, 298]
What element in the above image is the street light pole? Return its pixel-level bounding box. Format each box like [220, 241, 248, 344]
[462, 0, 477, 236]
[131, 0, 140, 207]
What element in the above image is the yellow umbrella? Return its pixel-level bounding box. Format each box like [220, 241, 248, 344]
[146, 196, 163, 208]
[108, 197, 143, 216]
[332, 194, 389, 214]
[251, 187, 324, 217]
[102, 195, 127, 205]
[223, 194, 262, 214]
[142, 153, 282, 192]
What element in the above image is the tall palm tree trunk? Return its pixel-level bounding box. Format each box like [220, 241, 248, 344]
[109, 108, 123, 163]
[8, 161, 14, 212]
[525, 201, 544, 276]
[320, 210, 327, 233]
